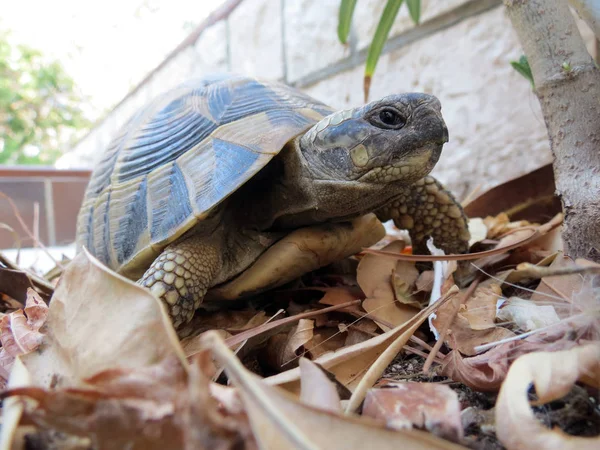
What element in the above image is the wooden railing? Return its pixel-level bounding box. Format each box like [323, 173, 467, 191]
[0, 166, 91, 249]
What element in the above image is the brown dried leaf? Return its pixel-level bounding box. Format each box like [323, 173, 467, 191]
[202, 331, 465, 450]
[440, 349, 509, 392]
[266, 288, 457, 407]
[0, 288, 47, 355]
[434, 285, 514, 356]
[357, 240, 406, 298]
[440, 314, 596, 391]
[497, 297, 560, 331]
[1, 355, 249, 450]
[21, 248, 186, 388]
[0, 289, 48, 382]
[363, 382, 463, 442]
[363, 297, 419, 332]
[483, 213, 533, 239]
[459, 284, 501, 331]
[298, 358, 342, 413]
[496, 344, 600, 450]
[416, 270, 435, 293]
[317, 286, 365, 316]
[531, 255, 594, 305]
[264, 319, 314, 371]
[359, 241, 420, 331]
[0, 357, 32, 448]
[467, 218, 488, 246]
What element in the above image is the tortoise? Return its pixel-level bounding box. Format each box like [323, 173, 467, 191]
[76, 73, 470, 329]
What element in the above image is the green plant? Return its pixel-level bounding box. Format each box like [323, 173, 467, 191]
[338, 0, 422, 101]
[510, 55, 535, 88]
[0, 29, 90, 165]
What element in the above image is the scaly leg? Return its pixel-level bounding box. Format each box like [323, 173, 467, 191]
[376, 176, 470, 255]
[139, 235, 222, 328]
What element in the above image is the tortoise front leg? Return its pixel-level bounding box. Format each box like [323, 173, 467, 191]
[139, 235, 223, 329]
[376, 176, 470, 255]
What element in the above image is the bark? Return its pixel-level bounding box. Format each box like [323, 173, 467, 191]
[505, 0, 600, 261]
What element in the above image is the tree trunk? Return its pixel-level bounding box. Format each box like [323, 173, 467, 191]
[504, 0, 600, 261]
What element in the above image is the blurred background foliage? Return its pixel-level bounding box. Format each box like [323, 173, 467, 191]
[0, 29, 89, 165]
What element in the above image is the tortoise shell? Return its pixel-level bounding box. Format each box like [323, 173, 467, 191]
[76, 74, 334, 275]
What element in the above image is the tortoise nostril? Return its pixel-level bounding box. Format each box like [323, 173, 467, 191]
[442, 124, 449, 143]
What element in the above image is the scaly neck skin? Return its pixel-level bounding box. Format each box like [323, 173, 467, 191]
[254, 136, 410, 230]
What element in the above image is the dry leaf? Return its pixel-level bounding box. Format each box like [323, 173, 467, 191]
[363, 382, 463, 442]
[362, 297, 419, 332]
[531, 255, 592, 306]
[265, 287, 457, 410]
[0, 288, 48, 383]
[359, 241, 420, 331]
[21, 248, 186, 388]
[1, 355, 249, 450]
[440, 312, 596, 391]
[0, 357, 31, 450]
[433, 284, 514, 356]
[357, 240, 404, 298]
[416, 271, 435, 293]
[440, 349, 509, 392]
[200, 331, 466, 450]
[298, 358, 342, 413]
[459, 284, 501, 331]
[495, 344, 600, 450]
[264, 319, 314, 371]
[467, 218, 488, 246]
[497, 297, 560, 331]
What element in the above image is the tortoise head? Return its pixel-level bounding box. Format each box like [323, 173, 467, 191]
[299, 93, 448, 185]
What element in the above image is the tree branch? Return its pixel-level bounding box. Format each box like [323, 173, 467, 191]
[504, 0, 600, 260]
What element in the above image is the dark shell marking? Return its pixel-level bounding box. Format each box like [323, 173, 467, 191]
[76, 74, 334, 272]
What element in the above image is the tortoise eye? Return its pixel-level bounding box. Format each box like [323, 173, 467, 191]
[369, 108, 406, 129]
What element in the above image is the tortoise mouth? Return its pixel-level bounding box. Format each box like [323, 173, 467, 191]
[357, 143, 442, 184]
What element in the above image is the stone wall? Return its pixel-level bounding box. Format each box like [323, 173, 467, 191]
[59, 0, 597, 199]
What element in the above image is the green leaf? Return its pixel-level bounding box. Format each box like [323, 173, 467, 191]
[364, 0, 404, 101]
[406, 0, 421, 24]
[338, 0, 358, 44]
[510, 55, 535, 88]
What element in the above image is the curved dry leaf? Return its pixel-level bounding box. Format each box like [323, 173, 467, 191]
[266, 319, 314, 370]
[0, 357, 31, 450]
[459, 284, 501, 331]
[359, 241, 419, 331]
[299, 358, 342, 413]
[201, 331, 465, 450]
[357, 240, 406, 298]
[266, 289, 456, 400]
[363, 297, 419, 332]
[21, 249, 186, 388]
[0, 288, 47, 356]
[433, 284, 514, 356]
[362, 382, 463, 442]
[496, 344, 600, 450]
[440, 349, 508, 392]
[1, 355, 247, 450]
[497, 297, 560, 332]
[0, 289, 49, 383]
[467, 218, 488, 246]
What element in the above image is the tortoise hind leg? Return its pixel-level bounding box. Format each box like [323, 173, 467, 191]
[376, 176, 470, 255]
[139, 236, 223, 328]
